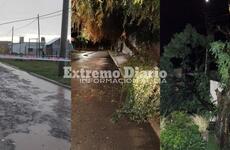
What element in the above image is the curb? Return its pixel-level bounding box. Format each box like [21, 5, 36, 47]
[149, 119, 160, 139]
[108, 51, 120, 68]
[29, 72, 71, 90]
[107, 51, 160, 139]
[0, 61, 71, 90]
[107, 51, 125, 77]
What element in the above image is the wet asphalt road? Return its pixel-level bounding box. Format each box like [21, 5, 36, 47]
[71, 51, 159, 150]
[0, 62, 71, 150]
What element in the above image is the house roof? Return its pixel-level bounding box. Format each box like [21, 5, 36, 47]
[46, 38, 60, 45]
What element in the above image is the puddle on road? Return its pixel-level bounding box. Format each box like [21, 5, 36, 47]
[6, 124, 70, 150]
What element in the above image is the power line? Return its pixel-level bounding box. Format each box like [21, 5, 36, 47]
[0, 17, 36, 26]
[40, 13, 62, 20]
[14, 14, 63, 31]
[15, 19, 37, 31]
[40, 10, 62, 17]
[40, 8, 71, 20]
[13, 13, 62, 31]
[0, 10, 62, 26]
[0, 13, 63, 37]
[0, 9, 71, 37]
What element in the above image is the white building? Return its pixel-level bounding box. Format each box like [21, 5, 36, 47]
[12, 42, 45, 56]
[12, 37, 73, 57]
[12, 37, 45, 56]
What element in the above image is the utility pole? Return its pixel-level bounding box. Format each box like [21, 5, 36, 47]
[11, 26, 14, 54]
[204, 0, 210, 75]
[37, 14, 41, 57]
[58, 0, 69, 76]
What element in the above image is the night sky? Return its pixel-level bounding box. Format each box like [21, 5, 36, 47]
[161, 0, 229, 47]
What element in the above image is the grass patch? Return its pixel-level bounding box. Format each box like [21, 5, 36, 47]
[0, 59, 70, 86]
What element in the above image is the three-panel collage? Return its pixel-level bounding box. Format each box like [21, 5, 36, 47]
[0, 0, 229, 150]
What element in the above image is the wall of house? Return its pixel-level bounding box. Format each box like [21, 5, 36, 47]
[210, 80, 223, 105]
[0, 42, 10, 54]
[52, 40, 61, 56]
[12, 43, 45, 56]
[46, 39, 73, 57]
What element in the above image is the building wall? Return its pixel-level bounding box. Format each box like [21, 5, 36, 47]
[210, 80, 223, 105]
[52, 40, 61, 56]
[12, 39, 73, 57]
[0, 42, 10, 54]
[46, 39, 73, 57]
[12, 42, 45, 56]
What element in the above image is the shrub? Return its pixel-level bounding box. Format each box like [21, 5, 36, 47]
[161, 112, 207, 150]
[114, 67, 160, 123]
[191, 115, 209, 134]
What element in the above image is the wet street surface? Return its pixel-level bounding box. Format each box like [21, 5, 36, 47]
[0, 62, 71, 150]
[71, 51, 159, 150]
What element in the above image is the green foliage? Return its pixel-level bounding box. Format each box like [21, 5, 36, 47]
[73, 0, 160, 29]
[193, 73, 215, 111]
[161, 25, 215, 116]
[163, 24, 212, 71]
[210, 41, 230, 150]
[72, 0, 159, 42]
[161, 67, 213, 115]
[161, 112, 207, 150]
[76, 35, 89, 43]
[209, 41, 230, 88]
[114, 67, 160, 123]
[164, 25, 207, 59]
[122, 0, 160, 30]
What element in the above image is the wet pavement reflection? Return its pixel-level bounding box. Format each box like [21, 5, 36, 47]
[0, 62, 71, 150]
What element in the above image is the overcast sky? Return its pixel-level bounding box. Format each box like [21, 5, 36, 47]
[0, 0, 71, 42]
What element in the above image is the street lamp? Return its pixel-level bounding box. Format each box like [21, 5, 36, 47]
[205, 0, 209, 3]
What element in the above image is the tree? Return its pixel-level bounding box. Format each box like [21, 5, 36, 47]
[72, 0, 159, 40]
[161, 25, 215, 116]
[209, 41, 230, 149]
[71, 0, 159, 56]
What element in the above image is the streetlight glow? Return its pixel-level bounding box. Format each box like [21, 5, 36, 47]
[205, 0, 209, 3]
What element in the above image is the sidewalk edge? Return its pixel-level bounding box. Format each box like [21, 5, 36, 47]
[29, 72, 71, 90]
[107, 50, 124, 77]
